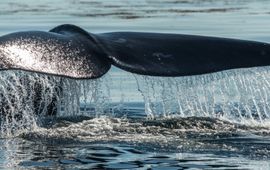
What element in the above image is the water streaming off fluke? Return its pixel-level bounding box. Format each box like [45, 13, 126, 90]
[135, 66, 270, 124]
[0, 70, 111, 137]
[1, 66, 270, 137]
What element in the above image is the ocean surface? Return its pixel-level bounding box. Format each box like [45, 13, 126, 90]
[1, 0, 270, 169]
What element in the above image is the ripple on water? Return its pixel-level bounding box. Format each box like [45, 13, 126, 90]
[18, 116, 270, 159]
[13, 141, 251, 170]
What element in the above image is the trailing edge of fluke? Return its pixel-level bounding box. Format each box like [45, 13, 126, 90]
[0, 24, 269, 79]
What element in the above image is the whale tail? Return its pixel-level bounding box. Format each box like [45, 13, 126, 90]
[0, 24, 270, 79]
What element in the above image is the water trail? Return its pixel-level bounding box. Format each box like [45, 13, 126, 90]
[1, 66, 270, 136]
[59, 76, 111, 117]
[134, 67, 270, 125]
[0, 71, 63, 137]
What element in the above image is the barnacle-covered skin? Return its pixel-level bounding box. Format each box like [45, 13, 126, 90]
[0, 25, 110, 79]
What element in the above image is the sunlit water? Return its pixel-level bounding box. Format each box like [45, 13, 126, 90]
[1, 0, 270, 169]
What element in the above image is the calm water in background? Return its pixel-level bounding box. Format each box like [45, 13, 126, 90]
[1, 0, 270, 169]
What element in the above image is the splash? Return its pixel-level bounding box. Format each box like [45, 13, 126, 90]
[20, 116, 270, 160]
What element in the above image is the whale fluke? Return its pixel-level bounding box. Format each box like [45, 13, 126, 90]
[0, 25, 110, 79]
[0, 24, 270, 79]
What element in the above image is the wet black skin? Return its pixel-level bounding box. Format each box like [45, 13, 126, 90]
[1, 24, 270, 78]
[51, 24, 270, 77]
[98, 32, 270, 76]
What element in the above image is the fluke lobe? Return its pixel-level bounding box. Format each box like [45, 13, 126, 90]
[0, 25, 110, 79]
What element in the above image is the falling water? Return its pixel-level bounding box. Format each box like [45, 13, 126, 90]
[58, 77, 111, 117]
[0, 70, 111, 137]
[135, 66, 270, 124]
[1, 66, 270, 137]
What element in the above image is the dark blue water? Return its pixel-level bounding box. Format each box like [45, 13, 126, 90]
[1, 0, 270, 169]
